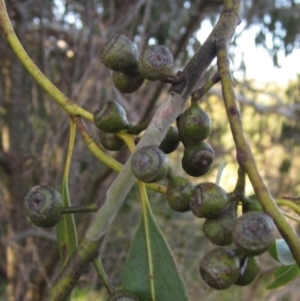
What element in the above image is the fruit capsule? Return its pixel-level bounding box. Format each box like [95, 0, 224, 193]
[235, 256, 260, 286]
[202, 203, 237, 246]
[99, 130, 125, 151]
[24, 185, 62, 228]
[131, 145, 169, 183]
[181, 141, 215, 177]
[242, 195, 263, 213]
[159, 126, 180, 154]
[112, 70, 144, 94]
[190, 182, 229, 219]
[138, 45, 174, 81]
[101, 34, 138, 72]
[93, 100, 129, 133]
[177, 101, 212, 145]
[232, 211, 275, 256]
[199, 248, 240, 290]
[166, 172, 194, 212]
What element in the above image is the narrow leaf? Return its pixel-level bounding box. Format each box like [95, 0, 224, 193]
[268, 239, 296, 265]
[267, 264, 300, 289]
[215, 161, 226, 185]
[56, 120, 78, 267]
[122, 185, 189, 301]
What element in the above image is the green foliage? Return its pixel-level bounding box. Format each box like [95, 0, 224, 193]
[267, 264, 300, 289]
[122, 194, 189, 301]
[269, 239, 296, 265]
[268, 239, 300, 289]
[57, 122, 78, 269]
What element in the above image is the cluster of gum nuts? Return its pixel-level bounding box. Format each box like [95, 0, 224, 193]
[23, 34, 277, 299]
[96, 34, 276, 291]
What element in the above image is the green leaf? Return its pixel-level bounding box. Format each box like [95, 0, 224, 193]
[215, 161, 226, 185]
[267, 264, 300, 289]
[122, 200, 189, 301]
[56, 120, 78, 268]
[268, 239, 296, 265]
[56, 182, 78, 266]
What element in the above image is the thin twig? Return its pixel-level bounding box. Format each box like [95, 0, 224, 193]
[216, 4, 300, 265]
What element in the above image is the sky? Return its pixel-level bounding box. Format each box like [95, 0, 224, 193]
[196, 20, 300, 85]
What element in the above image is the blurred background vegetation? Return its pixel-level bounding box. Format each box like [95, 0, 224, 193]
[0, 0, 300, 300]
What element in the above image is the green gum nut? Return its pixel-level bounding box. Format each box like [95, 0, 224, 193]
[138, 45, 174, 81]
[178, 101, 212, 145]
[181, 141, 215, 177]
[93, 100, 129, 133]
[112, 70, 144, 94]
[159, 126, 180, 154]
[235, 256, 260, 286]
[100, 34, 138, 72]
[24, 185, 62, 228]
[131, 145, 169, 183]
[166, 172, 194, 212]
[199, 248, 240, 290]
[232, 212, 275, 256]
[99, 130, 125, 151]
[190, 182, 229, 219]
[202, 203, 237, 246]
[242, 195, 263, 213]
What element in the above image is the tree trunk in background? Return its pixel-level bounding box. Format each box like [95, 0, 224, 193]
[3, 15, 58, 301]
[5, 55, 29, 301]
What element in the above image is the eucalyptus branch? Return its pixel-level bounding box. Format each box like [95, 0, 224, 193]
[0, 0, 245, 298]
[74, 117, 166, 194]
[277, 200, 300, 216]
[180, 0, 241, 99]
[233, 166, 246, 198]
[281, 211, 300, 224]
[61, 204, 98, 214]
[92, 258, 115, 295]
[44, 237, 101, 301]
[44, 1, 243, 300]
[191, 71, 220, 101]
[74, 117, 123, 172]
[281, 196, 300, 201]
[44, 91, 187, 301]
[126, 120, 151, 135]
[161, 74, 182, 85]
[216, 29, 300, 265]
